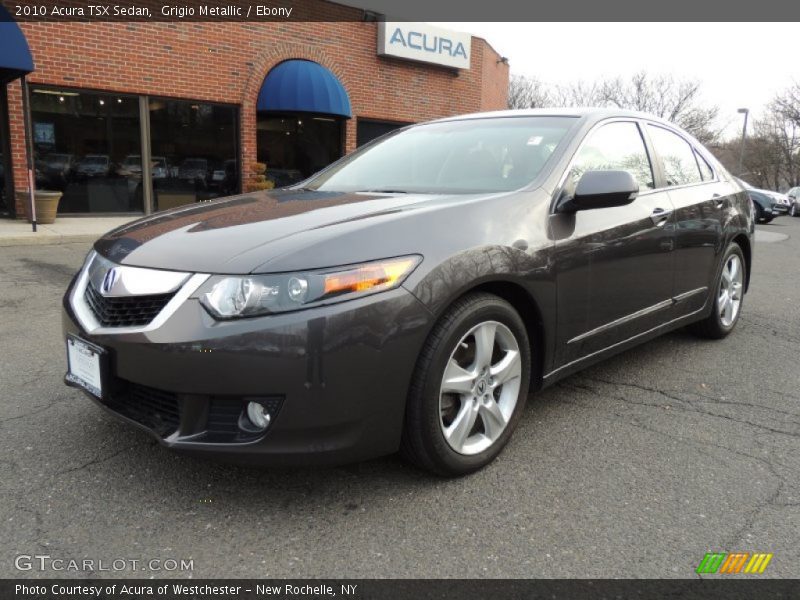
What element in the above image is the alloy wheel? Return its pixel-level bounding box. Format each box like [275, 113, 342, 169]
[438, 320, 522, 455]
[718, 254, 744, 328]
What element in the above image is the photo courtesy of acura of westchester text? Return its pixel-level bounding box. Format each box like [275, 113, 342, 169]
[1, 0, 799, 595]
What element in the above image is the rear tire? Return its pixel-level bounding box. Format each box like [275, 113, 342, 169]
[400, 292, 531, 476]
[689, 243, 746, 339]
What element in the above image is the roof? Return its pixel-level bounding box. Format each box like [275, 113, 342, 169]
[431, 107, 676, 126]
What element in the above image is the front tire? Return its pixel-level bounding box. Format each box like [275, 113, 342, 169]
[401, 293, 531, 476]
[689, 243, 746, 339]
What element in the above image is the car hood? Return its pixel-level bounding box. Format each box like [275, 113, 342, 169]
[94, 189, 467, 274]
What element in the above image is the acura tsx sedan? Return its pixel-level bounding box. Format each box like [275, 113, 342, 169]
[63, 109, 753, 476]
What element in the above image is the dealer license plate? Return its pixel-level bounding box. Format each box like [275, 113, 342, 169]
[66, 335, 104, 398]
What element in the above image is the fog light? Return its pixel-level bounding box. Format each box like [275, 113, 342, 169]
[246, 401, 271, 431]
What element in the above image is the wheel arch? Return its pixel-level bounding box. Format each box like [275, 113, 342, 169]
[731, 233, 752, 292]
[444, 280, 547, 392]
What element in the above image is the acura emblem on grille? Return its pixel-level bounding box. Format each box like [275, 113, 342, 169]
[101, 268, 119, 295]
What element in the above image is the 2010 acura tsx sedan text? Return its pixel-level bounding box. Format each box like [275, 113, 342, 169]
[62, 109, 754, 476]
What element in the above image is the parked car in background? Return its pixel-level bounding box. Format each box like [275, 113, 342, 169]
[63, 109, 754, 475]
[178, 158, 211, 187]
[735, 178, 787, 223]
[40, 153, 77, 187]
[75, 155, 111, 179]
[768, 191, 792, 211]
[117, 155, 169, 180]
[747, 189, 786, 223]
[787, 186, 800, 217]
[209, 159, 238, 195]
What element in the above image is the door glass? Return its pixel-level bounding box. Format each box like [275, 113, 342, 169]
[571, 122, 654, 191]
[31, 88, 143, 213]
[149, 99, 240, 211]
[257, 115, 343, 187]
[647, 125, 703, 186]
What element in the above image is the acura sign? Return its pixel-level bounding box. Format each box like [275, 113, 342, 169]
[377, 22, 471, 70]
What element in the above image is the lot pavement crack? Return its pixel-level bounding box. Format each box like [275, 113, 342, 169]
[0, 396, 68, 424]
[575, 377, 800, 439]
[58, 443, 141, 475]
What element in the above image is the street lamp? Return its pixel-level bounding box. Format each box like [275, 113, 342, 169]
[737, 108, 749, 175]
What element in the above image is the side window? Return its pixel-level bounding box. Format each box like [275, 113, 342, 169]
[695, 150, 715, 181]
[647, 125, 702, 186]
[571, 122, 654, 191]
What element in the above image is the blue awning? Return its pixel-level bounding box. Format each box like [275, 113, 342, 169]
[0, 6, 34, 84]
[257, 60, 351, 118]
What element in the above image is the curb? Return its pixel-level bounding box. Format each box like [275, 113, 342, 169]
[0, 234, 98, 247]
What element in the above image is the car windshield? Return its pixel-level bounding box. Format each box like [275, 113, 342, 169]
[304, 116, 577, 194]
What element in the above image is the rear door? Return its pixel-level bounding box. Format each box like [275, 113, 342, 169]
[645, 124, 732, 317]
[551, 120, 676, 367]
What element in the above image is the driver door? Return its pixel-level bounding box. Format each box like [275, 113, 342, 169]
[550, 120, 676, 368]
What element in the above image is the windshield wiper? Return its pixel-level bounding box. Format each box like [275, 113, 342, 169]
[359, 189, 410, 194]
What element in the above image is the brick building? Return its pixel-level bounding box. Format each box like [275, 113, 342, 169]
[0, 3, 509, 217]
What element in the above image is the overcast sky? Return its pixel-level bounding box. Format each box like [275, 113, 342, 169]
[433, 22, 796, 139]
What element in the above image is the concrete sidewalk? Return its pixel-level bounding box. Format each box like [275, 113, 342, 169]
[0, 216, 137, 247]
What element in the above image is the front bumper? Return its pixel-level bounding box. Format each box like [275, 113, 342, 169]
[63, 275, 434, 465]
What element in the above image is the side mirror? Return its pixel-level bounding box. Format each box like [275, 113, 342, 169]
[558, 170, 639, 213]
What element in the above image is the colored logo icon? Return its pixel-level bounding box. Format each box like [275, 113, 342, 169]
[696, 552, 773, 574]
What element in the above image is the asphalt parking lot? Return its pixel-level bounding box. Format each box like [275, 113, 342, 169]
[1, 218, 798, 579]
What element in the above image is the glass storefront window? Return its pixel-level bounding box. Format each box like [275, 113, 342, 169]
[257, 115, 343, 187]
[31, 88, 143, 213]
[356, 119, 409, 147]
[0, 86, 10, 215]
[149, 99, 239, 211]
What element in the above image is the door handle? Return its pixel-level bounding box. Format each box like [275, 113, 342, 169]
[650, 207, 673, 226]
[712, 194, 725, 209]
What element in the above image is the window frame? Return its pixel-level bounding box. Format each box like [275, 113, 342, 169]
[550, 117, 658, 214]
[642, 122, 718, 190]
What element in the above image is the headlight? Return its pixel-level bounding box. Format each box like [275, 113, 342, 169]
[199, 255, 421, 319]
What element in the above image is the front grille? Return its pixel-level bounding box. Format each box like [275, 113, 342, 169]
[104, 383, 180, 437]
[84, 282, 174, 328]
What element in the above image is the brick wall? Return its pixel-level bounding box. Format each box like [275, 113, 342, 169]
[7, 9, 509, 214]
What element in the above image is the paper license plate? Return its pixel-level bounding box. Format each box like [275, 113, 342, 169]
[66, 335, 104, 398]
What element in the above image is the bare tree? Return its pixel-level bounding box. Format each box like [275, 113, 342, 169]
[596, 72, 720, 145]
[507, 74, 553, 109]
[507, 71, 721, 144]
[713, 89, 800, 189]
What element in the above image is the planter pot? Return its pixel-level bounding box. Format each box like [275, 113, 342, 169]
[15, 190, 63, 225]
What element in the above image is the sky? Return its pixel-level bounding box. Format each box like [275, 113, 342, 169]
[432, 22, 797, 139]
